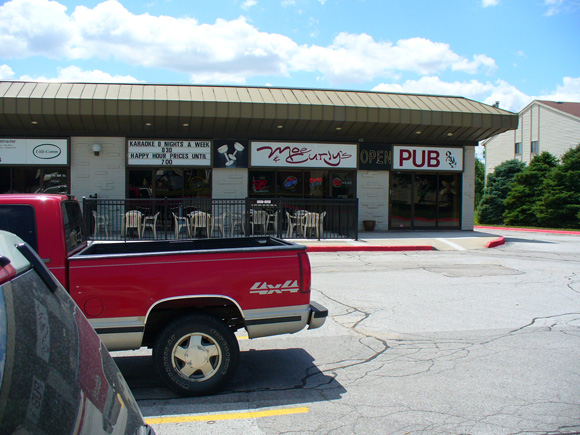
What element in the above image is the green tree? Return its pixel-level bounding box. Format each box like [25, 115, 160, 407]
[477, 159, 526, 224]
[475, 158, 485, 210]
[503, 152, 558, 226]
[535, 144, 580, 229]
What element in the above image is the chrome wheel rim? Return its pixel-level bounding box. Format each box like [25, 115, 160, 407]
[171, 333, 222, 382]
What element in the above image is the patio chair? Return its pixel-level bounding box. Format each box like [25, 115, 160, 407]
[266, 211, 278, 235]
[250, 210, 269, 235]
[228, 210, 245, 236]
[142, 212, 160, 238]
[211, 212, 227, 237]
[319, 211, 326, 238]
[123, 210, 143, 238]
[190, 211, 212, 238]
[302, 212, 320, 238]
[92, 210, 109, 237]
[286, 211, 299, 238]
[172, 212, 190, 238]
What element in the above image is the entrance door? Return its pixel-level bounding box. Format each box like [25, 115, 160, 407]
[389, 173, 413, 229]
[389, 172, 461, 229]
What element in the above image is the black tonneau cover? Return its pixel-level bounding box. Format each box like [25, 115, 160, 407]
[75, 236, 302, 258]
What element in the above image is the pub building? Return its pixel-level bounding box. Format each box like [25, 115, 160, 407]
[0, 81, 517, 234]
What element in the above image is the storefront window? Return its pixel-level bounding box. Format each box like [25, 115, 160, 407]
[330, 171, 355, 199]
[277, 171, 303, 197]
[249, 169, 356, 199]
[128, 168, 211, 198]
[0, 167, 69, 194]
[250, 171, 275, 196]
[305, 170, 326, 198]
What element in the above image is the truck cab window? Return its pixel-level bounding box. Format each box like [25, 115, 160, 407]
[62, 201, 86, 251]
[0, 205, 38, 251]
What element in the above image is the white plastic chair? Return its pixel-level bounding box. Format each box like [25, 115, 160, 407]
[302, 212, 320, 238]
[124, 210, 143, 238]
[92, 210, 109, 237]
[212, 212, 227, 237]
[228, 210, 245, 236]
[319, 211, 326, 238]
[286, 211, 299, 238]
[190, 211, 212, 238]
[172, 212, 190, 238]
[250, 210, 268, 235]
[142, 212, 159, 238]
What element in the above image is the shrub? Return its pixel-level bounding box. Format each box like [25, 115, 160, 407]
[477, 159, 525, 224]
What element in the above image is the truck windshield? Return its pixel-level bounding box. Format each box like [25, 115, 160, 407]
[62, 201, 86, 251]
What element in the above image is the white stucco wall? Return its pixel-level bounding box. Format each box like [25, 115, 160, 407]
[357, 170, 389, 231]
[70, 137, 125, 199]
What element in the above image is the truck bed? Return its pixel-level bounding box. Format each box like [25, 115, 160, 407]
[76, 236, 303, 257]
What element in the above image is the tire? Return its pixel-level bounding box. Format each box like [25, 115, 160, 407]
[153, 313, 239, 396]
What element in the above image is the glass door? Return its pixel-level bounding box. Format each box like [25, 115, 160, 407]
[390, 172, 413, 229]
[389, 172, 461, 229]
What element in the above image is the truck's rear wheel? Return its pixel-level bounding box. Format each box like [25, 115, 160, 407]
[153, 314, 239, 396]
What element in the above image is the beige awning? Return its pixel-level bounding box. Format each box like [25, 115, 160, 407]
[0, 81, 518, 145]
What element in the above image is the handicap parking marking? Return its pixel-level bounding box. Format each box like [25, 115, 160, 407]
[145, 406, 309, 425]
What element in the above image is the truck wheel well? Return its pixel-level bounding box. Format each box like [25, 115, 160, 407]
[142, 298, 244, 348]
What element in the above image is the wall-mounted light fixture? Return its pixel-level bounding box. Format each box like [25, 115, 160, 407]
[92, 143, 102, 156]
[447, 132, 454, 137]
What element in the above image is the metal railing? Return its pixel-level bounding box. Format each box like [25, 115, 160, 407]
[82, 197, 358, 241]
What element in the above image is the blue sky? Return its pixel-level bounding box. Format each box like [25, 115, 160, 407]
[1, 0, 579, 112]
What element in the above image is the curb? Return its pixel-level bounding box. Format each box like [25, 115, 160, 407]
[475, 226, 580, 235]
[485, 236, 505, 248]
[307, 245, 434, 253]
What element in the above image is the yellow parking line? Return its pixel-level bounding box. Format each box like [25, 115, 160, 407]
[145, 407, 309, 425]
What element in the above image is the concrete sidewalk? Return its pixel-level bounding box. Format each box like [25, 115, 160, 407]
[293, 230, 505, 252]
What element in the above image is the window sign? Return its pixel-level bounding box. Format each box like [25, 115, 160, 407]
[392, 146, 463, 172]
[128, 139, 211, 166]
[251, 142, 357, 168]
[0, 138, 68, 165]
[213, 140, 248, 168]
[359, 143, 391, 170]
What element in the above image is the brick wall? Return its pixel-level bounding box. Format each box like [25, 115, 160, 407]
[357, 170, 389, 231]
[462, 146, 475, 230]
[71, 137, 125, 199]
[212, 168, 248, 199]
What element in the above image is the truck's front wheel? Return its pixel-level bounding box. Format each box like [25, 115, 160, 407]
[153, 314, 239, 396]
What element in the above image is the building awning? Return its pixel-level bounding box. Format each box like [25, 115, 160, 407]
[0, 81, 518, 145]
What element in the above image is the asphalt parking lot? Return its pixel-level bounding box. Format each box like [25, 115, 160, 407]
[116, 229, 580, 435]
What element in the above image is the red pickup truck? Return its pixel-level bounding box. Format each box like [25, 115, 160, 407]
[0, 194, 327, 396]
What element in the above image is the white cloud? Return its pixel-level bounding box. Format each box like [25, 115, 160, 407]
[241, 0, 257, 10]
[18, 65, 141, 83]
[538, 76, 580, 102]
[0, 64, 15, 79]
[292, 34, 497, 84]
[373, 75, 580, 113]
[482, 0, 500, 7]
[0, 0, 498, 85]
[544, 0, 580, 15]
[0, 0, 74, 58]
